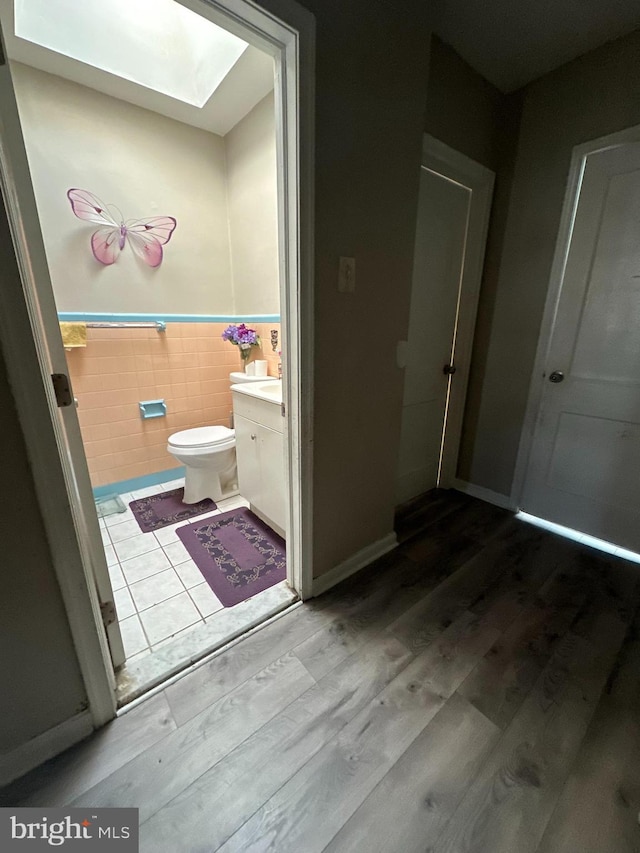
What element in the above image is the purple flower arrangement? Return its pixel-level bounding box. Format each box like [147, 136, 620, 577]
[221, 323, 261, 362]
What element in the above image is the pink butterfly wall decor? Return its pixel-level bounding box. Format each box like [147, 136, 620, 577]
[67, 188, 177, 267]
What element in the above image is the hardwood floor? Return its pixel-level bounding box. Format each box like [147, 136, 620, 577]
[3, 490, 640, 852]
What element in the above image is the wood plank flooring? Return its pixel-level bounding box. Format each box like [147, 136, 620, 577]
[3, 490, 640, 852]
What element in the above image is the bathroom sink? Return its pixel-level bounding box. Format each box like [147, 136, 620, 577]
[231, 379, 282, 404]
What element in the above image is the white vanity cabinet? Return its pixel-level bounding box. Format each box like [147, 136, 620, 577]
[232, 382, 286, 537]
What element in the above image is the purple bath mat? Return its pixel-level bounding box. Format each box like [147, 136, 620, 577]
[177, 507, 286, 607]
[130, 488, 216, 533]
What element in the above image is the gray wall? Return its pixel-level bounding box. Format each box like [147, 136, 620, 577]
[261, 0, 432, 575]
[464, 27, 640, 496]
[425, 35, 507, 173]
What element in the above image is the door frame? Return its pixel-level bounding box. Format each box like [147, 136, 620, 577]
[511, 123, 640, 510]
[0, 0, 315, 727]
[418, 135, 495, 490]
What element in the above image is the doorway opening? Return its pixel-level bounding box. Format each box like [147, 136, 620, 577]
[0, 0, 314, 710]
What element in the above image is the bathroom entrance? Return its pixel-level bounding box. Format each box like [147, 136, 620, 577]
[0, 0, 313, 710]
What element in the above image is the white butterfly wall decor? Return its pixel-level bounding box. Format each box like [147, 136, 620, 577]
[67, 188, 177, 267]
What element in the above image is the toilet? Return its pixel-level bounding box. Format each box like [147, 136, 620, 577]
[167, 371, 277, 504]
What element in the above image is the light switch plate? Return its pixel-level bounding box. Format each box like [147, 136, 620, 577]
[338, 256, 356, 293]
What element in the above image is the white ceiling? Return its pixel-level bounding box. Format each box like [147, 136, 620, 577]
[433, 0, 640, 92]
[0, 0, 274, 136]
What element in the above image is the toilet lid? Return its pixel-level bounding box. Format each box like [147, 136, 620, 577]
[168, 426, 234, 449]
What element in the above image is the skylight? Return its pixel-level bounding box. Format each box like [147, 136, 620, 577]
[14, 0, 249, 108]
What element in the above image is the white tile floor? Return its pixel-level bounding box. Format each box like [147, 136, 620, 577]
[99, 478, 254, 663]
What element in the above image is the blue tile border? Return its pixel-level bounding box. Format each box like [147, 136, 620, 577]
[93, 466, 185, 499]
[59, 312, 281, 324]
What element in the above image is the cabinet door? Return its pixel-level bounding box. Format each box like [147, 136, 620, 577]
[234, 414, 261, 505]
[258, 424, 287, 534]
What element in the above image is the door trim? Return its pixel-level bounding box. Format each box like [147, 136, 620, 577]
[511, 123, 640, 509]
[180, 5, 316, 599]
[0, 0, 315, 729]
[420, 136, 495, 489]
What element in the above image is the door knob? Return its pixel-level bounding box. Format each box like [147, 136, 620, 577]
[443, 364, 457, 376]
[549, 370, 564, 383]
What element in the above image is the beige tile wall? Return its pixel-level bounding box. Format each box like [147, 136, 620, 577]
[66, 321, 281, 488]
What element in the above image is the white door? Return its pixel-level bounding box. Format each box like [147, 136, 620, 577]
[521, 139, 640, 551]
[396, 137, 494, 504]
[0, 32, 125, 671]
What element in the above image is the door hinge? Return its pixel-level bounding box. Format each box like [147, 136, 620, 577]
[100, 600, 116, 628]
[51, 373, 73, 407]
[281, 402, 286, 417]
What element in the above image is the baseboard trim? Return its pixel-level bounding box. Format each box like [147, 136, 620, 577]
[93, 467, 185, 500]
[452, 478, 518, 511]
[311, 532, 398, 598]
[0, 711, 93, 787]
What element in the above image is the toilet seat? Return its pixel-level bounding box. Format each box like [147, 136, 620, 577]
[168, 426, 234, 450]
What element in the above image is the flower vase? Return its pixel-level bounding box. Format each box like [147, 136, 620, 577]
[240, 349, 254, 374]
